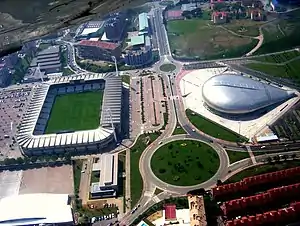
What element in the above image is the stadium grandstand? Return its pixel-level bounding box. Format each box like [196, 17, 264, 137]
[16, 73, 122, 156]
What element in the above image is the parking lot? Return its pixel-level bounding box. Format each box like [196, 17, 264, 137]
[18, 165, 74, 195]
[0, 86, 33, 159]
[142, 75, 165, 132]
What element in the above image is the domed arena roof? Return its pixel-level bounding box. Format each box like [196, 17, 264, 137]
[202, 74, 294, 114]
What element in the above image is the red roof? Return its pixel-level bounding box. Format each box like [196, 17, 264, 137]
[164, 204, 177, 220]
[78, 40, 119, 50]
[213, 11, 228, 17]
[167, 10, 183, 18]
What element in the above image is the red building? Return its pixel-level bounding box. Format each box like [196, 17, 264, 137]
[213, 166, 300, 199]
[225, 202, 300, 226]
[221, 182, 300, 215]
[164, 204, 177, 221]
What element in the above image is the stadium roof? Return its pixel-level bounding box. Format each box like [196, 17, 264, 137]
[202, 74, 295, 114]
[0, 194, 73, 226]
[78, 40, 119, 50]
[38, 46, 60, 56]
[138, 13, 149, 32]
[17, 73, 120, 150]
[130, 35, 145, 46]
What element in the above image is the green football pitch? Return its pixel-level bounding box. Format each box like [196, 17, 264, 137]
[45, 91, 103, 134]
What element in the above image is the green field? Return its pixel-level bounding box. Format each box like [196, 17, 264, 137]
[255, 9, 300, 54]
[186, 109, 247, 142]
[172, 124, 186, 135]
[45, 91, 103, 134]
[151, 140, 220, 186]
[246, 58, 300, 82]
[226, 150, 249, 164]
[252, 50, 300, 63]
[167, 19, 257, 60]
[224, 19, 262, 37]
[130, 133, 160, 206]
[226, 160, 300, 183]
[159, 64, 176, 72]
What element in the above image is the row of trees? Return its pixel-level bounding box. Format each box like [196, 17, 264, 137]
[1, 153, 72, 166]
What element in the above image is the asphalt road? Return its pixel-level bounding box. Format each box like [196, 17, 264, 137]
[153, 8, 170, 56]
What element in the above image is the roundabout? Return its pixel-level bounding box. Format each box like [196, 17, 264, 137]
[150, 140, 220, 186]
[159, 63, 176, 72]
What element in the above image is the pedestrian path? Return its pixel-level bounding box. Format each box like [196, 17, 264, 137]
[246, 145, 257, 164]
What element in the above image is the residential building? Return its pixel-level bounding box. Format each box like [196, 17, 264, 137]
[211, 11, 228, 24]
[138, 12, 149, 35]
[188, 195, 207, 226]
[90, 154, 118, 198]
[250, 9, 265, 20]
[181, 3, 198, 11]
[35, 46, 61, 75]
[124, 36, 152, 66]
[76, 40, 121, 62]
[0, 64, 11, 87]
[1, 53, 19, 69]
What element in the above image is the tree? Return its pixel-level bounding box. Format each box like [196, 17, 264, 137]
[16, 157, 24, 165]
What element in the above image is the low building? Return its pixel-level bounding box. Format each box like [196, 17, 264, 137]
[166, 10, 184, 20]
[211, 11, 228, 24]
[0, 64, 11, 87]
[76, 40, 121, 62]
[35, 46, 62, 75]
[188, 195, 207, 226]
[138, 12, 149, 35]
[90, 154, 118, 198]
[181, 3, 198, 11]
[0, 193, 74, 226]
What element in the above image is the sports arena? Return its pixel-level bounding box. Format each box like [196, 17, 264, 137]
[16, 73, 122, 156]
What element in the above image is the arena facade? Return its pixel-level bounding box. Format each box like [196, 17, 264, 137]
[17, 73, 122, 156]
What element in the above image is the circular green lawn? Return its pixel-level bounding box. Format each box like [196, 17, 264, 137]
[159, 63, 176, 72]
[151, 140, 220, 186]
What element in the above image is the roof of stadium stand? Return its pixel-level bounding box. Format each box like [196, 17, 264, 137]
[0, 194, 73, 226]
[138, 12, 149, 31]
[17, 73, 122, 150]
[130, 35, 145, 46]
[202, 74, 295, 114]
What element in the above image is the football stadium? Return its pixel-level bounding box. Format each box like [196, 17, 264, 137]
[17, 73, 122, 156]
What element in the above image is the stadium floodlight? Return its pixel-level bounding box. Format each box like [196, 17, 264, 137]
[111, 56, 119, 76]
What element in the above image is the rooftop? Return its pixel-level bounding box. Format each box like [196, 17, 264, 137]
[78, 40, 119, 50]
[38, 46, 60, 56]
[165, 204, 177, 221]
[130, 35, 145, 46]
[0, 193, 73, 226]
[138, 12, 149, 31]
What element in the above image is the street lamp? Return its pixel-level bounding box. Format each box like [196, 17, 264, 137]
[111, 56, 119, 76]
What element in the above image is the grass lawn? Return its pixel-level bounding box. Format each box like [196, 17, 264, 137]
[121, 74, 130, 84]
[173, 124, 186, 135]
[226, 150, 249, 164]
[224, 19, 262, 37]
[131, 133, 160, 206]
[251, 50, 300, 63]
[159, 64, 176, 72]
[151, 140, 220, 186]
[73, 160, 83, 194]
[167, 19, 257, 60]
[186, 109, 247, 142]
[226, 160, 300, 183]
[246, 58, 300, 82]
[154, 187, 164, 195]
[255, 9, 300, 54]
[45, 91, 103, 134]
[62, 67, 74, 76]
